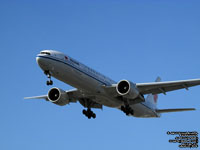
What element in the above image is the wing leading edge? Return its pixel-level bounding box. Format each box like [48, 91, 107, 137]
[24, 95, 48, 100]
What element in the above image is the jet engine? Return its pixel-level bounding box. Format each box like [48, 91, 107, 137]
[116, 80, 140, 99]
[47, 87, 70, 106]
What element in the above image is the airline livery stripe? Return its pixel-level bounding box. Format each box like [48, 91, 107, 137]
[37, 56, 109, 86]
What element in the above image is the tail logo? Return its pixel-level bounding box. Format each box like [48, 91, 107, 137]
[153, 94, 158, 103]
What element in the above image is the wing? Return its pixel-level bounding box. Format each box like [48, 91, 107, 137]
[24, 95, 48, 100]
[136, 78, 200, 95]
[24, 89, 102, 109]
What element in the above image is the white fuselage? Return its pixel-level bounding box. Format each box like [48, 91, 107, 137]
[36, 50, 159, 118]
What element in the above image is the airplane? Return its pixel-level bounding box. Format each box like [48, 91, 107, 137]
[25, 50, 199, 119]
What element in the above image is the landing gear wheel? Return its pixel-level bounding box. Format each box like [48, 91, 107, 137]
[45, 71, 53, 86]
[130, 109, 134, 115]
[125, 111, 129, 116]
[82, 108, 96, 119]
[49, 80, 53, 85]
[121, 105, 134, 116]
[92, 113, 96, 119]
[46, 80, 53, 86]
[121, 106, 125, 112]
[82, 109, 87, 115]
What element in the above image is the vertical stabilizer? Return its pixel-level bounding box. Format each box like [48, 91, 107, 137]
[146, 77, 161, 108]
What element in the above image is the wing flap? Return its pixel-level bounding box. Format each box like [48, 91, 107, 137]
[156, 108, 196, 113]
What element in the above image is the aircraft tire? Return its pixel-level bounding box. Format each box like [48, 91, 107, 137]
[92, 113, 96, 118]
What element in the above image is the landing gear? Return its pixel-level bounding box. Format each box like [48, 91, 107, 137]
[46, 80, 53, 86]
[121, 105, 134, 116]
[44, 70, 53, 86]
[82, 108, 96, 119]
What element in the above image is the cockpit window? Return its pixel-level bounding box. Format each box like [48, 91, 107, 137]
[40, 52, 51, 55]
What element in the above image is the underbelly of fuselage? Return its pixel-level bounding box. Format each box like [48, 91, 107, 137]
[39, 56, 123, 108]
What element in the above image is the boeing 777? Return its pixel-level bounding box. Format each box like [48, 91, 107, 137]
[25, 50, 199, 119]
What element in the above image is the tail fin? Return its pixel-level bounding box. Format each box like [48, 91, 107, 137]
[146, 77, 161, 107]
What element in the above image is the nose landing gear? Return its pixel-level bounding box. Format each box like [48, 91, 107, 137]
[44, 71, 53, 86]
[46, 80, 53, 86]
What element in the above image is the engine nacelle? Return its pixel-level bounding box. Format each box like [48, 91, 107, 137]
[116, 80, 140, 99]
[47, 87, 70, 106]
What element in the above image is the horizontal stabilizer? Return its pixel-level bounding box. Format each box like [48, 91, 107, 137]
[156, 108, 196, 113]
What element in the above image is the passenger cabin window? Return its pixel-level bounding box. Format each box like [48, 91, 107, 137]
[40, 52, 51, 55]
[70, 58, 79, 65]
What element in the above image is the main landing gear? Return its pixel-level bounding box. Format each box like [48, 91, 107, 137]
[82, 108, 96, 119]
[121, 105, 134, 116]
[44, 70, 53, 86]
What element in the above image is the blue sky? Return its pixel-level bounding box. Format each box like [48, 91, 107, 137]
[0, 0, 200, 150]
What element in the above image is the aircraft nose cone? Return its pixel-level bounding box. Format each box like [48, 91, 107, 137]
[36, 56, 47, 69]
[36, 55, 50, 71]
[36, 56, 41, 65]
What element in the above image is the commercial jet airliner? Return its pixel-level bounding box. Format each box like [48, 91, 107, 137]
[25, 50, 199, 119]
